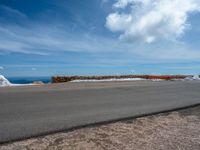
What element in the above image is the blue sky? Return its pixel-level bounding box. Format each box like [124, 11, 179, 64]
[0, 0, 200, 77]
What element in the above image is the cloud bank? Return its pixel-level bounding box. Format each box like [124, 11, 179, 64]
[1, 3, 200, 61]
[106, 0, 200, 43]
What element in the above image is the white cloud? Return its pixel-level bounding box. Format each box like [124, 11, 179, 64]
[0, 5, 27, 19]
[0, 66, 4, 70]
[1, 23, 200, 60]
[0, 21, 138, 55]
[31, 68, 37, 71]
[101, 0, 109, 4]
[106, 0, 200, 43]
[113, 0, 135, 8]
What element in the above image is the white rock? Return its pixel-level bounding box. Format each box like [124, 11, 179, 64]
[0, 75, 12, 87]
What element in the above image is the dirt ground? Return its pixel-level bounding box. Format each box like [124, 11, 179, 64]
[1, 106, 200, 150]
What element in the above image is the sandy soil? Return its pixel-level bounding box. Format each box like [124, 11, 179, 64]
[1, 106, 200, 150]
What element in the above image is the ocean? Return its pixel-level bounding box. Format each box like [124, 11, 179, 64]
[7, 77, 51, 84]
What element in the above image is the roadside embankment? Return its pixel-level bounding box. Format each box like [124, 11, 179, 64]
[1, 105, 200, 150]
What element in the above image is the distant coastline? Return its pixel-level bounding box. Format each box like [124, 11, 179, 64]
[7, 76, 51, 84]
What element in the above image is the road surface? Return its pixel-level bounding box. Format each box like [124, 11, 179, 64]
[0, 80, 200, 144]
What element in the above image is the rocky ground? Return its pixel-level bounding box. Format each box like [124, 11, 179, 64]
[1, 106, 200, 150]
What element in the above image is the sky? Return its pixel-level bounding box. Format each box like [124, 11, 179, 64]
[0, 0, 200, 77]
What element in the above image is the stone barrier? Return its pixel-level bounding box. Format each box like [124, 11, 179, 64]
[52, 75, 192, 83]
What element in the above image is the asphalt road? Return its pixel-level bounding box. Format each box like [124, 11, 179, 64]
[0, 80, 200, 144]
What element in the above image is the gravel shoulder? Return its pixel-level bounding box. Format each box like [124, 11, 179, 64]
[1, 105, 200, 150]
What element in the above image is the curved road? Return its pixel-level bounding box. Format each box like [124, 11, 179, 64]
[0, 80, 200, 143]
